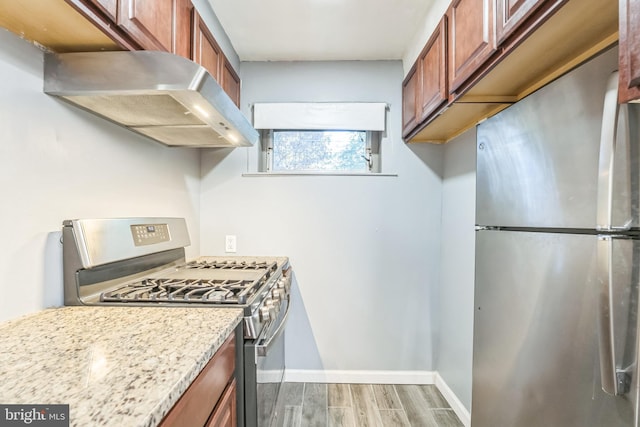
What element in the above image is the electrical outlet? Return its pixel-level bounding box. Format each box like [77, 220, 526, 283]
[225, 235, 237, 253]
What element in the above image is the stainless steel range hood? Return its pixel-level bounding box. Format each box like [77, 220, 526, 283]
[44, 51, 258, 148]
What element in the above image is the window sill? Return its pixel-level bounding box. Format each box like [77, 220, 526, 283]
[241, 172, 398, 177]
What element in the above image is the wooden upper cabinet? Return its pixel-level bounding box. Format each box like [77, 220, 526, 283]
[402, 17, 447, 139]
[173, 0, 193, 59]
[402, 0, 617, 143]
[192, 10, 223, 81]
[192, 10, 241, 107]
[619, 0, 640, 103]
[448, 0, 497, 94]
[402, 65, 419, 138]
[222, 58, 241, 107]
[494, 0, 547, 45]
[86, 0, 118, 22]
[118, 0, 173, 51]
[418, 16, 448, 123]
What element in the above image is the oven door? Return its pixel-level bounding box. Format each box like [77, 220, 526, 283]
[244, 296, 290, 427]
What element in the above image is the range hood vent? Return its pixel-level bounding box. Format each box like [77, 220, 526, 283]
[44, 51, 258, 148]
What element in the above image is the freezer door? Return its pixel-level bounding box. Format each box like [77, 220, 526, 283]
[476, 47, 621, 228]
[473, 230, 638, 427]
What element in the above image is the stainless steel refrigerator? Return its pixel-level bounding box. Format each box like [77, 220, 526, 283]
[474, 47, 640, 427]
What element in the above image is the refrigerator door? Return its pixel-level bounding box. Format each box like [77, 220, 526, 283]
[473, 230, 638, 427]
[476, 47, 620, 229]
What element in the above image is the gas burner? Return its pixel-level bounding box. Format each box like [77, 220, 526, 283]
[100, 277, 260, 304]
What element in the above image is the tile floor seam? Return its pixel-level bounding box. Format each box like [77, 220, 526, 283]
[392, 385, 409, 415]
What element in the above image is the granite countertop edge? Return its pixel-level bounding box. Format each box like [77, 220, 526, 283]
[140, 314, 241, 427]
[0, 306, 243, 427]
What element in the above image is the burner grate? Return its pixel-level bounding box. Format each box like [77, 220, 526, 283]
[184, 260, 278, 272]
[100, 277, 261, 304]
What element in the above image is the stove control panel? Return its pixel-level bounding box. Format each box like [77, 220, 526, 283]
[131, 223, 170, 246]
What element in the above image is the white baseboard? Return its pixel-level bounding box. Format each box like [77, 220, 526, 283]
[284, 369, 436, 384]
[283, 369, 471, 427]
[434, 372, 471, 427]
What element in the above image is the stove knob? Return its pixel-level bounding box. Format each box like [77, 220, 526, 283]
[269, 296, 281, 317]
[271, 289, 284, 300]
[259, 306, 271, 322]
[266, 299, 278, 317]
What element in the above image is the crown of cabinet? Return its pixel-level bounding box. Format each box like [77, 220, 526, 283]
[404, 0, 620, 144]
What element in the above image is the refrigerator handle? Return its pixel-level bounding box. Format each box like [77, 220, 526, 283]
[597, 236, 631, 395]
[597, 71, 633, 231]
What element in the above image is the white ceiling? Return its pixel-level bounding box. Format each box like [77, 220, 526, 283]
[207, 0, 435, 61]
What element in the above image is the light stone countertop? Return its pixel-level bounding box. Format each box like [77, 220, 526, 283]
[0, 306, 243, 427]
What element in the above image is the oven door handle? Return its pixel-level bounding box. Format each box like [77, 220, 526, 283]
[256, 297, 290, 357]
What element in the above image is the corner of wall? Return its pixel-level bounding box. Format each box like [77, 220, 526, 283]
[435, 373, 471, 427]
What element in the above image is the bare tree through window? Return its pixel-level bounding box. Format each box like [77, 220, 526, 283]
[272, 130, 368, 172]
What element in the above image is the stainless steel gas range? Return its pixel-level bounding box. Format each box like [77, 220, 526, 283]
[62, 217, 291, 427]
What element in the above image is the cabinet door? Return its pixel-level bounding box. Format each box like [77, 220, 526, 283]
[402, 64, 419, 138]
[221, 58, 241, 107]
[173, 0, 193, 59]
[494, 0, 546, 45]
[206, 379, 237, 427]
[192, 10, 222, 81]
[418, 16, 448, 123]
[448, 0, 497, 94]
[619, 0, 640, 103]
[118, 0, 173, 51]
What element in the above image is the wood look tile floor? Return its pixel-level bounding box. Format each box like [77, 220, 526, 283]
[271, 383, 464, 427]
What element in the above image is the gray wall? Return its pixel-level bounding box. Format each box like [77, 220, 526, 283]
[0, 29, 201, 322]
[437, 128, 477, 410]
[199, 60, 445, 375]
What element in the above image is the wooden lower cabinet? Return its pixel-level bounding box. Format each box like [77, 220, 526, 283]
[206, 379, 237, 427]
[159, 334, 236, 427]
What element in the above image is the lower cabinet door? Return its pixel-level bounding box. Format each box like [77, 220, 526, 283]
[206, 379, 237, 427]
[158, 334, 235, 427]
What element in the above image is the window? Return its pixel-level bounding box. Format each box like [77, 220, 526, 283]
[253, 102, 386, 174]
[260, 129, 380, 172]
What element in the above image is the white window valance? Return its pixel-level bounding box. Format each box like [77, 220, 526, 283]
[252, 102, 387, 131]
